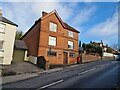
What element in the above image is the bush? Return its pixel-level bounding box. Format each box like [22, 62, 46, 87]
[84, 44, 102, 55]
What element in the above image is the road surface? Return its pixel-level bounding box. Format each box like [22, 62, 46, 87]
[2, 59, 120, 89]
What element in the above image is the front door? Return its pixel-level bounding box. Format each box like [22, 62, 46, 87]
[63, 52, 68, 64]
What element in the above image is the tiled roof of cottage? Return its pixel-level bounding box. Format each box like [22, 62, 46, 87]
[1, 17, 18, 27]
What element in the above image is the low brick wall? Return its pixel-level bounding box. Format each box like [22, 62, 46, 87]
[82, 53, 101, 63]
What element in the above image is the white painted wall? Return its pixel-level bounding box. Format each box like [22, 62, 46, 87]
[0, 21, 16, 65]
[103, 52, 114, 57]
[24, 50, 28, 61]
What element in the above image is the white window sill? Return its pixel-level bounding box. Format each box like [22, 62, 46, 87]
[0, 32, 5, 34]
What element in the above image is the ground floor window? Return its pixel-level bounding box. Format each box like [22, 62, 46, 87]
[69, 52, 75, 57]
[0, 57, 3, 64]
[47, 51, 57, 56]
[0, 41, 4, 51]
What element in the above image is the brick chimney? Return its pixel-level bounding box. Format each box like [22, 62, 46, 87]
[42, 11, 48, 17]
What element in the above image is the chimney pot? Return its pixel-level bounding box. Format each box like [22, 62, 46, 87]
[42, 11, 48, 17]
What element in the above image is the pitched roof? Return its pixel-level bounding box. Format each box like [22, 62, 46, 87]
[14, 40, 28, 50]
[0, 17, 18, 27]
[41, 10, 80, 33]
[21, 10, 79, 39]
[93, 42, 100, 47]
[63, 22, 79, 33]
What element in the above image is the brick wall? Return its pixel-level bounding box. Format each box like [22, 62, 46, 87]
[82, 53, 101, 63]
[38, 13, 79, 65]
[23, 22, 40, 56]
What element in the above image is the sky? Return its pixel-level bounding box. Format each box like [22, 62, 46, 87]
[0, 1, 118, 47]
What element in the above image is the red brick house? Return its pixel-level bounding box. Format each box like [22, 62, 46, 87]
[21, 10, 79, 66]
[92, 41, 117, 54]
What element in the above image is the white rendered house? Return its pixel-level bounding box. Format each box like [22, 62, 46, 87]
[0, 9, 18, 65]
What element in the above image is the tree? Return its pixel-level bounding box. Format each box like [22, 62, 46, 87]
[15, 31, 23, 40]
[82, 43, 85, 50]
[96, 46, 102, 55]
[79, 41, 81, 47]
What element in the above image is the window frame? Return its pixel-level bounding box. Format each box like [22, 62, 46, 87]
[0, 41, 4, 52]
[68, 31, 73, 37]
[48, 36, 57, 46]
[50, 22, 57, 32]
[0, 57, 3, 64]
[47, 51, 57, 57]
[68, 41, 74, 49]
[69, 52, 75, 58]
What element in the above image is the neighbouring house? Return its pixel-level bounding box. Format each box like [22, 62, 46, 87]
[92, 41, 117, 58]
[21, 10, 79, 67]
[13, 40, 28, 62]
[0, 9, 18, 65]
[92, 40, 116, 53]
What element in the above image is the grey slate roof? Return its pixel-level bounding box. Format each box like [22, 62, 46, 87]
[63, 22, 79, 33]
[14, 40, 28, 50]
[0, 17, 18, 27]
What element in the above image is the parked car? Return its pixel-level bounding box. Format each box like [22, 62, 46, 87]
[114, 54, 118, 58]
[116, 55, 120, 61]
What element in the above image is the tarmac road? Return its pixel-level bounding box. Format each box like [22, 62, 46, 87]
[2, 59, 120, 90]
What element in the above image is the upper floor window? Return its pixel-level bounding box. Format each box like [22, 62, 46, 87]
[0, 41, 4, 52]
[68, 41, 73, 49]
[49, 36, 56, 46]
[68, 31, 73, 37]
[50, 22, 57, 32]
[0, 23, 5, 33]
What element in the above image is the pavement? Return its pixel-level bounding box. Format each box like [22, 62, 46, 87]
[2, 73, 38, 85]
[1, 63, 79, 85]
[2, 61, 44, 75]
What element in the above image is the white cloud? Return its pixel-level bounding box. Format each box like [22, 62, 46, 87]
[83, 12, 118, 45]
[72, 5, 97, 26]
[31, 2, 58, 17]
[31, 2, 78, 21]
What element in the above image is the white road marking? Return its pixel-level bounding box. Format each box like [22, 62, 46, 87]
[101, 63, 110, 67]
[105, 64, 109, 66]
[78, 68, 96, 75]
[102, 65, 105, 67]
[112, 61, 115, 63]
[37, 79, 64, 89]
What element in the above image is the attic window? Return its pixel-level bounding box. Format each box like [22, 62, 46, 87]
[68, 31, 73, 37]
[50, 22, 57, 32]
